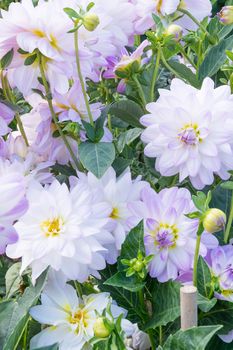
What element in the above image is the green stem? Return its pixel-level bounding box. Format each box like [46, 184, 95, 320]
[37, 52, 80, 169]
[74, 29, 94, 126]
[193, 234, 202, 287]
[178, 8, 209, 35]
[178, 44, 197, 69]
[159, 326, 163, 346]
[15, 112, 29, 147]
[150, 48, 161, 102]
[1, 72, 29, 146]
[22, 320, 28, 350]
[148, 330, 156, 350]
[224, 191, 233, 243]
[74, 281, 83, 298]
[133, 75, 147, 107]
[160, 51, 185, 81]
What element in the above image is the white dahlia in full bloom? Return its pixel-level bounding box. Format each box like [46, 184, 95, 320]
[30, 273, 132, 350]
[141, 78, 233, 189]
[6, 180, 112, 283]
[130, 187, 218, 282]
[73, 167, 149, 264]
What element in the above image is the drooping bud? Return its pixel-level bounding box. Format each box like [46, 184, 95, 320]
[83, 13, 100, 31]
[93, 317, 112, 338]
[203, 208, 226, 234]
[218, 6, 233, 25]
[166, 24, 183, 41]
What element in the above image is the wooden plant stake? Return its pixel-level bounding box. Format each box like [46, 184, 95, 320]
[180, 285, 198, 330]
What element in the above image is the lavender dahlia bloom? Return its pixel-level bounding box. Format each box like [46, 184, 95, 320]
[130, 187, 218, 282]
[208, 245, 233, 302]
[141, 78, 233, 189]
[0, 102, 14, 136]
[0, 159, 28, 253]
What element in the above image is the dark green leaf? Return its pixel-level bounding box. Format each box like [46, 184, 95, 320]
[0, 270, 48, 350]
[200, 301, 233, 333]
[104, 271, 145, 293]
[109, 100, 144, 128]
[197, 294, 217, 313]
[118, 221, 145, 270]
[116, 128, 142, 153]
[24, 54, 37, 66]
[144, 280, 180, 330]
[0, 49, 14, 69]
[98, 264, 143, 324]
[199, 35, 233, 80]
[163, 325, 222, 350]
[79, 142, 115, 178]
[168, 60, 201, 88]
[112, 157, 131, 177]
[197, 256, 212, 298]
[33, 345, 59, 350]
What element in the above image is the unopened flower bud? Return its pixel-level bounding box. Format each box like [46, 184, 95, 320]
[14, 136, 28, 158]
[218, 6, 233, 25]
[133, 260, 144, 272]
[83, 13, 100, 31]
[166, 24, 183, 41]
[93, 317, 111, 338]
[203, 208, 226, 234]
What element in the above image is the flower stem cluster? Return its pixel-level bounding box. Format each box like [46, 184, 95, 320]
[121, 250, 153, 279]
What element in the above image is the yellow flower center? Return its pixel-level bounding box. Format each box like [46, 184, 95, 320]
[31, 29, 60, 51]
[156, 0, 163, 13]
[110, 207, 120, 219]
[68, 308, 90, 332]
[178, 123, 202, 145]
[151, 223, 179, 249]
[40, 217, 63, 237]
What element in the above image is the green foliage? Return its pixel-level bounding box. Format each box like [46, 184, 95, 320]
[79, 142, 115, 178]
[163, 325, 222, 350]
[0, 271, 48, 350]
[145, 280, 181, 330]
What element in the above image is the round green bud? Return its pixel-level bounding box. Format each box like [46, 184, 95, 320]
[203, 208, 226, 234]
[133, 260, 144, 272]
[93, 317, 111, 338]
[166, 24, 183, 41]
[218, 6, 233, 25]
[83, 13, 100, 31]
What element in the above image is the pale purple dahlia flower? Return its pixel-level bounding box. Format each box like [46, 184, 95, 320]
[130, 186, 218, 282]
[0, 159, 28, 253]
[141, 78, 233, 189]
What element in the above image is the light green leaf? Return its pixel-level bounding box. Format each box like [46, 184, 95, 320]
[79, 142, 115, 178]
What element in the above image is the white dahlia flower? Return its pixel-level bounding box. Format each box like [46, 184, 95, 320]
[6, 180, 111, 283]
